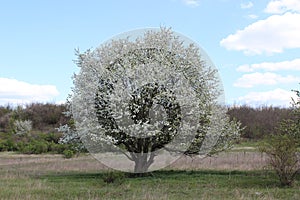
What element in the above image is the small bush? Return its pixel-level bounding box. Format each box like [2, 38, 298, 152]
[0, 140, 8, 151]
[0, 138, 16, 151]
[42, 132, 62, 143]
[259, 120, 300, 187]
[63, 149, 74, 159]
[33, 141, 48, 154]
[47, 142, 67, 154]
[20, 140, 48, 154]
[102, 171, 125, 184]
[259, 87, 300, 187]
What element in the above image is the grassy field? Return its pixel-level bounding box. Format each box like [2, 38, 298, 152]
[0, 151, 299, 200]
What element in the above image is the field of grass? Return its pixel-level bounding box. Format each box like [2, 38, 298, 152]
[0, 151, 299, 200]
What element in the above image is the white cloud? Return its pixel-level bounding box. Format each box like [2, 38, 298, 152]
[182, 0, 200, 7]
[236, 65, 254, 72]
[234, 72, 300, 88]
[0, 78, 59, 105]
[241, 2, 253, 9]
[236, 88, 297, 107]
[265, 0, 300, 14]
[247, 14, 258, 19]
[237, 58, 300, 72]
[220, 12, 300, 55]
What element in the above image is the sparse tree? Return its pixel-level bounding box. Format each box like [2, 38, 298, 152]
[259, 88, 300, 186]
[60, 28, 241, 173]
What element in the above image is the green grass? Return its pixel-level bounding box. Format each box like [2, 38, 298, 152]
[230, 140, 262, 153]
[0, 169, 299, 200]
[233, 140, 300, 152]
[0, 151, 299, 200]
[235, 140, 260, 148]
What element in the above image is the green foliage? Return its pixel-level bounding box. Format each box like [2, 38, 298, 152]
[279, 119, 300, 143]
[41, 132, 62, 143]
[0, 130, 70, 154]
[259, 87, 300, 187]
[47, 142, 67, 154]
[0, 138, 16, 151]
[17, 137, 70, 155]
[0, 102, 78, 155]
[0, 132, 17, 151]
[20, 140, 49, 154]
[260, 133, 299, 186]
[63, 149, 75, 159]
[102, 171, 125, 184]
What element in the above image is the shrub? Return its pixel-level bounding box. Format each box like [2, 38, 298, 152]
[259, 122, 300, 186]
[20, 140, 49, 154]
[42, 132, 62, 143]
[102, 171, 125, 184]
[33, 141, 48, 154]
[47, 142, 67, 154]
[63, 149, 74, 159]
[0, 140, 8, 151]
[0, 138, 16, 151]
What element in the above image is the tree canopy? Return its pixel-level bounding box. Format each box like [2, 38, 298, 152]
[60, 28, 241, 173]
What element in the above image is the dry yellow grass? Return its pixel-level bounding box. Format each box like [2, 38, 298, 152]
[0, 151, 267, 176]
[170, 151, 267, 171]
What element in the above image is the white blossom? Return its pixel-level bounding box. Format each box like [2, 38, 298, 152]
[61, 27, 242, 173]
[14, 120, 32, 136]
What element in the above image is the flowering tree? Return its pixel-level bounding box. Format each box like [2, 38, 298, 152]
[14, 119, 32, 136]
[60, 28, 241, 173]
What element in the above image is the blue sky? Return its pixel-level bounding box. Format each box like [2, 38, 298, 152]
[0, 0, 300, 107]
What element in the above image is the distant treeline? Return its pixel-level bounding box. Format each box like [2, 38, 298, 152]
[0, 103, 72, 154]
[0, 102, 295, 139]
[228, 105, 293, 139]
[0, 103, 69, 134]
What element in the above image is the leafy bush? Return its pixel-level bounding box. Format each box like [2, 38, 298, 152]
[259, 121, 300, 187]
[42, 132, 62, 143]
[0, 130, 78, 155]
[20, 140, 49, 154]
[102, 171, 125, 184]
[47, 142, 67, 154]
[63, 149, 74, 158]
[259, 86, 300, 187]
[0, 140, 9, 151]
[0, 138, 16, 151]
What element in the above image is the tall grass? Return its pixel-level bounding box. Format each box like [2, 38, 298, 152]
[0, 152, 299, 200]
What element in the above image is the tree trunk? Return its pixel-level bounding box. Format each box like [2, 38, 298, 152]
[133, 152, 155, 173]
